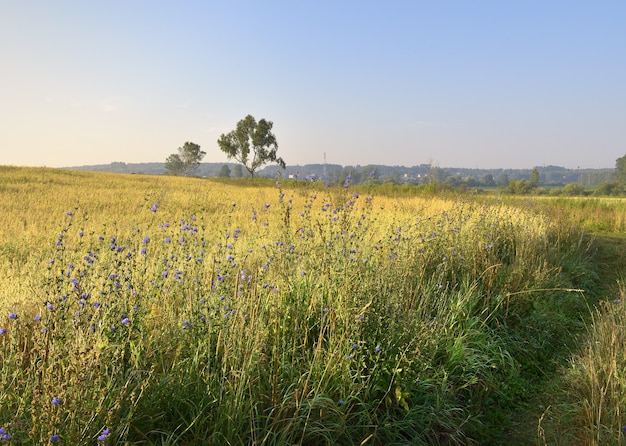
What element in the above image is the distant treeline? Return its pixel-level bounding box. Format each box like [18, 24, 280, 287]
[67, 161, 614, 187]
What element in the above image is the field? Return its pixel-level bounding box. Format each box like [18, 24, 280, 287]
[0, 166, 625, 445]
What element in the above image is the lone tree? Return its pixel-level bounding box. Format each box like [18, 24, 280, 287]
[165, 142, 206, 176]
[217, 115, 285, 178]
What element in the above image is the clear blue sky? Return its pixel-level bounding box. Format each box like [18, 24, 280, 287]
[1, 1, 624, 169]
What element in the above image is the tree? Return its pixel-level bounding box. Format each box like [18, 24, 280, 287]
[218, 164, 231, 178]
[165, 142, 206, 176]
[481, 174, 495, 187]
[616, 153, 626, 184]
[529, 167, 540, 186]
[232, 164, 243, 178]
[217, 115, 285, 178]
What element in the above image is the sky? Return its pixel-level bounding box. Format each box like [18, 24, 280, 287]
[1, 1, 625, 170]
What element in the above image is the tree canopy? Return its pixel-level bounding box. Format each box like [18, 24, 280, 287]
[217, 115, 285, 178]
[165, 142, 206, 176]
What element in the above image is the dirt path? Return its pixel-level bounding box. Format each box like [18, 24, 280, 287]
[503, 234, 626, 445]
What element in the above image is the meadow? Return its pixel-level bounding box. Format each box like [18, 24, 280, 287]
[0, 166, 624, 445]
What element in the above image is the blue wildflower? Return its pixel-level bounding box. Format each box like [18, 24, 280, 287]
[97, 428, 111, 441]
[0, 427, 12, 441]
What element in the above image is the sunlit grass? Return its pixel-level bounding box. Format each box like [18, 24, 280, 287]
[0, 166, 608, 444]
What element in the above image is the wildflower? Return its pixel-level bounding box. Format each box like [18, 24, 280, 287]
[52, 397, 61, 405]
[97, 428, 111, 441]
[50, 434, 59, 442]
[338, 399, 345, 405]
[151, 204, 159, 212]
[121, 317, 130, 325]
[8, 313, 17, 320]
[143, 236, 150, 244]
[34, 315, 41, 321]
[0, 427, 12, 441]
[46, 303, 54, 311]
[375, 345, 382, 353]
[0, 328, 5, 335]
[66, 211, 73, 216]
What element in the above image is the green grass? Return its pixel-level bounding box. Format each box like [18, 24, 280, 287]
[0, 167, 618, 444]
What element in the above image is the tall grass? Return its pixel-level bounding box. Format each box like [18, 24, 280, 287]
[0, 167, 598, 444]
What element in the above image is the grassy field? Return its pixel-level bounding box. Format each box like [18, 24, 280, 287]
[0, 166, 624, 445]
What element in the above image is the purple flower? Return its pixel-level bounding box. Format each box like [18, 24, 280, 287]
[0, 328, 5, 335]
[50, 434, 59, 442]
[151, 204, 159, 212]
[46, 303, 54, 311]
[52, 396, 61, 405]
[34, 315, 41, 321]
[66, 211, 73, 216]
[121, 317, 130, 325]
[375, 345, 382, 353]
[8, 312, 17, 320]
[97, 428, 111, 441]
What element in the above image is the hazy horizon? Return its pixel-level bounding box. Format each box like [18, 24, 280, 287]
[2, 2, 625, 170]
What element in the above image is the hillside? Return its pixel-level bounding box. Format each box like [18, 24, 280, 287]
[65, 161, 614, 186]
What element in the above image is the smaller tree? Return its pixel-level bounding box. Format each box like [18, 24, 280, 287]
[217, 115, 285, 178]
[165, 142, 206, 176]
